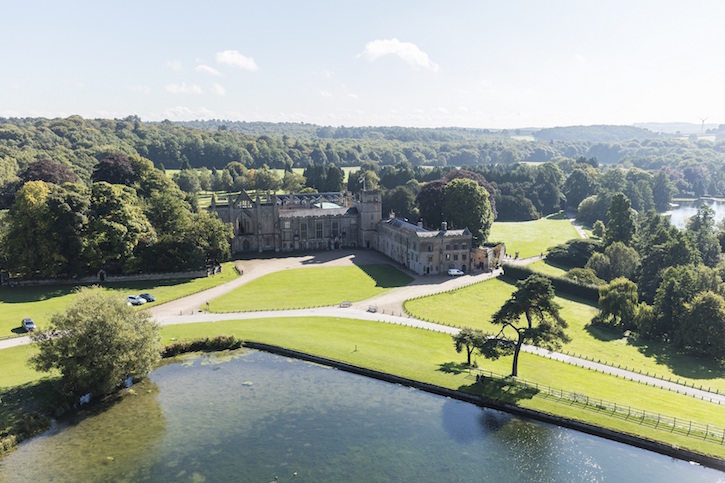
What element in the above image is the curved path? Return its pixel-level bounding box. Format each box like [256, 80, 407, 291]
[2, 250, 723, 404]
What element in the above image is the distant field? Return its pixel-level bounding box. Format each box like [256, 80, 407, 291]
[489, 213, 581, 258]
[208, 264, 412, 312]
[510, 135, 536, 142]
[0, 262, 239, 338]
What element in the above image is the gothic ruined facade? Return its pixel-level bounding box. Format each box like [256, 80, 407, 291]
[212, 189, 474, 275]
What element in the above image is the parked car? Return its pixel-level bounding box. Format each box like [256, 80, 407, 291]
[22, 318, 36, 332]
[139, 293, 156, 302]
[447, 268, 464, 276]
[127, 295, 147, 306]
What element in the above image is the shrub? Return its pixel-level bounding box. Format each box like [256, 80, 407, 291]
[161, 335, 243, 358]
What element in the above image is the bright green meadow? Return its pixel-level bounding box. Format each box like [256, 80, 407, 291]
[489, 213, 581, 258]
[207, 264, 412, 312]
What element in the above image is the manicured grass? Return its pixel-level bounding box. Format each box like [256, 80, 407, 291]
[0, 262, 239, 337]
[159, 317, 725, 459]
[208, 264, 412, 312]
[528, 259, 570, 278]
[404, 276, 725, 393]
[489, 213, 581, 258]
[0, 345, 48, 388]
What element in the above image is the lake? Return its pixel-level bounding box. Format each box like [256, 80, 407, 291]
[667, 198, 725, 229]
[0, 350, 722, 482]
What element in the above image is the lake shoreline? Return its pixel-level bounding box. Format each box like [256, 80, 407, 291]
[243, 341, 725, 472]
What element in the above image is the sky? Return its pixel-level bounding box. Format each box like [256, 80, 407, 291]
[1, 0, 724, 129]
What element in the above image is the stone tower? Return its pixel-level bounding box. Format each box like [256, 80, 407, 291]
[357, 190, 382, 249]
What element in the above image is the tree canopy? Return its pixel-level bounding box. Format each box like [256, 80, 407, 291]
[481, 275, 569, 377]
[30, 287, 161, 398]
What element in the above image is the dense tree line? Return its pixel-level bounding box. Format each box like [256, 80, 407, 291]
[0, 155, 232, 278]
[547, 200, 725, 361]
[5, 117, 725, 207]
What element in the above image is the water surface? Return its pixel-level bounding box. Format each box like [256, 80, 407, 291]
[0, 350, 722, 482]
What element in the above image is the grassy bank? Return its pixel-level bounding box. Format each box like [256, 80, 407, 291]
[1, 316, 724, 460]
[159, 317, 725, 459]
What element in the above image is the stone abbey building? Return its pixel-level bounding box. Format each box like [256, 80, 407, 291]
[212, 189, 478, 275]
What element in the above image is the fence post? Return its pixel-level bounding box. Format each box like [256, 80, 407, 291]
[705, 424, 709, 441]
[687, 421, 692, 436]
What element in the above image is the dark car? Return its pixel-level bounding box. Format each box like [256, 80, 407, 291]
[22, 318, 36, 332]
[139, 293, 156, 302]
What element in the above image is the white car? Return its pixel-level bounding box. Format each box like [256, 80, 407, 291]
[22, 318, 36, 331]
[127, 295, 147, 306]
[448, 268, 464, 276]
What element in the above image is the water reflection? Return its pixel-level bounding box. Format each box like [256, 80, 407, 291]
[667, 198, 725, 229]
[0, 350, 722, 482]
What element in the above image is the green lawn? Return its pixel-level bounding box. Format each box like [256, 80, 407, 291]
[489, 213, 581, 258]
[528, 259, 570, 278]
[404, 277, 725, 393]
[0, 262, 239, 337]
[208, 264, 412, 312]
[2, 316, 724, 459]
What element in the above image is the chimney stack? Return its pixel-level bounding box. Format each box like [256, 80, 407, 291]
[441, 221, 448, 231]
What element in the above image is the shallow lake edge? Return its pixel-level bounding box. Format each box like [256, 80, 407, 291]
[242, 341, 725, 472]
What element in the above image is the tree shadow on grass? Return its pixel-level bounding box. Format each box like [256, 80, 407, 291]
[460, 377, 539, 405]
[584, 322, 628, 342]
[629, 336, 725, 381]
[438, 361, 472, 375]
[0, 285, 77, 304]
[439, 361, 539, 405]
[357, 264, 414, 288]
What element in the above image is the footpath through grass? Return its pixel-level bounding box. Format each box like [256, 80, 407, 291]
[208, 264, 412, 312]
[0, 262, 239, 337]
[489, 213, 581, 258]
[2, 316, 724, 459]
[404, 276, 725, 394]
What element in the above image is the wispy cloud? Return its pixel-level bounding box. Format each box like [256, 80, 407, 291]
[165, 83, 203, 94]
[211, 83, 226, 96]
[195, 64, 222, 77]
[165, 60, 182, 71]
[359, 38, 439, 71]
[215, 50, 259, 72]
[320, 90, 333, 98]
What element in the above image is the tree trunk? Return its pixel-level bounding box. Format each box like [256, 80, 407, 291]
[467, 346, 472, 365]
[511, 336, 523, 377]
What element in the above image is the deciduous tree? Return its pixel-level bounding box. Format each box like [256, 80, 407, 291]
[30, 287, 161, 398]
[442, 178, 493, 244]
[452, 327, 486, 366]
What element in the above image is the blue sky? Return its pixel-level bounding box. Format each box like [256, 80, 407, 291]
[1, 1, 723, 128]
